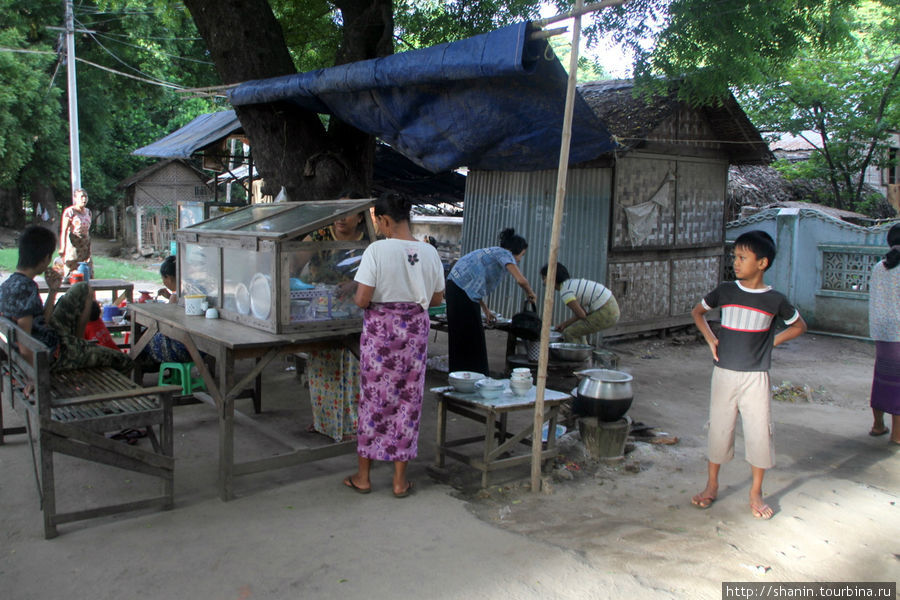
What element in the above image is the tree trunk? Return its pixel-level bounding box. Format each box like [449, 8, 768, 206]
[185, 0, 393, 201]
[0, 187, 25, 232]
[31, 184, 59, 225]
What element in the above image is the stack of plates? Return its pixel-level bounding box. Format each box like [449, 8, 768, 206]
[249, 273, 272, 320]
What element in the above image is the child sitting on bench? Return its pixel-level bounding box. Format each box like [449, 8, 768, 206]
[0, 225, 133, 374]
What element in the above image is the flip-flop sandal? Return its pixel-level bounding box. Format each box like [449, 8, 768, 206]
[751, 503, 775, 520]
[393, 481, 414, 498]
[869, 427, 889, 437]
[691, 495, 716, 509]
[343, 475, 371, 494]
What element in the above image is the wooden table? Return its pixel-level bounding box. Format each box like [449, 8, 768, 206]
[39, 278, 134, 304]
[432, 383, 569, 487]
[128, 302, 360, 500]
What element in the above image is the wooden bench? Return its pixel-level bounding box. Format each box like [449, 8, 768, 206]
[0, 317, 180, 538]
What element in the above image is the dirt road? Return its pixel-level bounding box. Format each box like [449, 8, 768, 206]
[0, 231, 896, 598]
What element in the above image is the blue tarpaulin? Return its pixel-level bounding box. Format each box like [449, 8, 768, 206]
[228, 22, 616, 173]
[133, 110, 242, 158]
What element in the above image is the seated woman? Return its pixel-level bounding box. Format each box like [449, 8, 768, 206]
[0, 225, 132, 375]
[139, 255, 194, 364]
[297, 190, 370, 443]
[541, 262, 620, 343]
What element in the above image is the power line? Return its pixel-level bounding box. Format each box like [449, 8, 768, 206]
[74, 16, 186, 87]
[90, 31, 214, 65]
[0, 46, 187, 90]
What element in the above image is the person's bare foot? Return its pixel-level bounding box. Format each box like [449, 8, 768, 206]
[691, 485, 717, 509]
[343, 473, 371, 493]
[750, 493, 774, 519]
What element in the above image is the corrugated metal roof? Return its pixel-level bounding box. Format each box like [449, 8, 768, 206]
[462, 168, 613, 340]
[133, 110, 243, 158]
[769, 131, 821, 151]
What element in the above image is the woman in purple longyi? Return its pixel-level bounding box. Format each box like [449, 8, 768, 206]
[344, 194, 445, 497]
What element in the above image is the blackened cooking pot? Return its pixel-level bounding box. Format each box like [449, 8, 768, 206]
[571, 369, 633, 422]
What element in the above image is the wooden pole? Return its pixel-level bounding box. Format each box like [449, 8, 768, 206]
[531, 0, 585, 492]
[533, 0, 628, 28]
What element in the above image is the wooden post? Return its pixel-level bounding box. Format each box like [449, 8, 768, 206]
[531, 0, 586, 492]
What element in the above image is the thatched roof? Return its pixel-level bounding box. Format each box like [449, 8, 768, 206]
[726, 164, 891, 223]
[579, 79, 773, 165]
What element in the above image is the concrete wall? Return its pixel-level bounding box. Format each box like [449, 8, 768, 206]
[727, 208, 895, 337]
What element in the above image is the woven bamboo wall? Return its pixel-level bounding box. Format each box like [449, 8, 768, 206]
[611, 156, 676, 248]
[611, 154, 727, 250]
[134, 163, 209, 209]
[671, 255, 721, 315]
[675, 160, 726, 246]
[608, 253, 721, 324]
[607, 258, 671, 322]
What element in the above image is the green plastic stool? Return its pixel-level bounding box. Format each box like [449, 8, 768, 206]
[158, 362, 207, 395]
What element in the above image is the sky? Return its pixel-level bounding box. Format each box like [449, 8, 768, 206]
[539, 3, 635, 78]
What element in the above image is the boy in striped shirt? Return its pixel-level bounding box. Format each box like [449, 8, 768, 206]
[690, 230, 806, 520]
[540, 263, 620, 343]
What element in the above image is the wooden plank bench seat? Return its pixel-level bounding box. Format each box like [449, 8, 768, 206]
[0, 317, 180, 538]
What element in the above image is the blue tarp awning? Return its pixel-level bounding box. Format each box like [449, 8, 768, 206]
[133, 110, 242, 158]
[228, 22, 616, 173]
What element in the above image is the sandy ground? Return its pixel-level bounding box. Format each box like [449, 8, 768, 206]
[0, 233, 897, 599]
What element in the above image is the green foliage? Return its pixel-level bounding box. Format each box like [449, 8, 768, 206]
[580, 0, 858, 105]
[0, 2, 65, 188]
[549, 35, 608, 82]
[393, 1, 542, 49]
[0, 0, 222, 215]
[739, 0, 900, 211]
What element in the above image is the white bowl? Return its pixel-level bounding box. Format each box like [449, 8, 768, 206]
[448, 371, 484, 393]
[249, 273, 272, 320]
[509, 379, 533, 396]
[474, 378, 505, 400]
[234, 283, 251, 315]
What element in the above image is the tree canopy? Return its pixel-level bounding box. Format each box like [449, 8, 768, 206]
[1, 0, 895, 223]
[737, 0, 899, 213]
[0, 0, 221, 226]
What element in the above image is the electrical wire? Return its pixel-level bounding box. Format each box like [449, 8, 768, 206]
[74, 16, 186, 86]
[0, 46, 186, 90]
[90, 31, 214, 65]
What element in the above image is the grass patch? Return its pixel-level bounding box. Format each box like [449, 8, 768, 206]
[0, 249, 159, 283]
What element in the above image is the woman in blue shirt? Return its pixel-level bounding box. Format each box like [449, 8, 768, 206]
[446, 228, 537, 375]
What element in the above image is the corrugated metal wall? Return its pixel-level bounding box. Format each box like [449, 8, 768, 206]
[463, 168, 613, 341]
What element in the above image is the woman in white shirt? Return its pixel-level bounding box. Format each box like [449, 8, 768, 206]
[541, 262, 620, 343]
[868, 223, 900, 444]
[344, 195, 445, 497]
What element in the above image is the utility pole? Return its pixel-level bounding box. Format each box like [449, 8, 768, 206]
[65, 0, 81, 192]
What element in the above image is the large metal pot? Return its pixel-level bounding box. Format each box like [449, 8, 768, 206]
[571, 369, 633, 422]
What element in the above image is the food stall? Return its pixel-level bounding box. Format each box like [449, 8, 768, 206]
[130, 198, 376, 500]
[174, 198, 376, 334]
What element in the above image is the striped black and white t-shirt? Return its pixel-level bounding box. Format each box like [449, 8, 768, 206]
[701, 281, 800, 371]
[559, 278, 613, 314]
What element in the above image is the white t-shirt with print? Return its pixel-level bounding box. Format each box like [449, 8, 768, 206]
[354, 239, 445, 309]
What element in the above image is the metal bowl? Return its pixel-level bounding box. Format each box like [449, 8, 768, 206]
[549, 342, 593, 362]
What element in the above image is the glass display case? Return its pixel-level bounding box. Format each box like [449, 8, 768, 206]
[177, 200, 247, 229]
[175, 199, 376, 334]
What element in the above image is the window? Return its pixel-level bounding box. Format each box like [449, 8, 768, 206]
[886, 147, 899, 185]
[821, 250, 881, 293]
